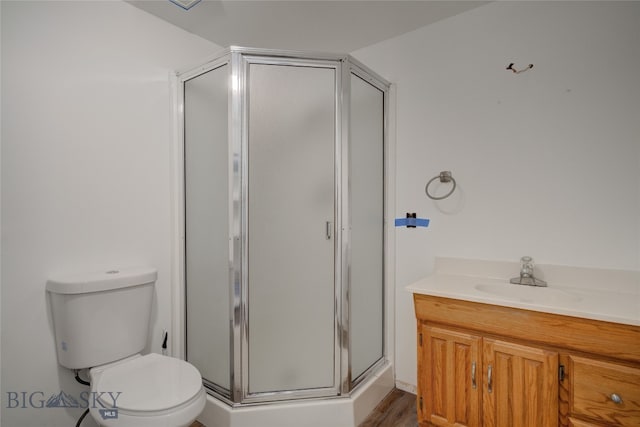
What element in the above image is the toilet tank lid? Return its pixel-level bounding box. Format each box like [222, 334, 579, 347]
[46, 267, 157, 294]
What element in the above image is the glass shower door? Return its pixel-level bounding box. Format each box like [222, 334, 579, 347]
[246, 61, 338, 398]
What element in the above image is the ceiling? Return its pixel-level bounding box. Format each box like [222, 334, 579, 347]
[128, 0, 488, 53]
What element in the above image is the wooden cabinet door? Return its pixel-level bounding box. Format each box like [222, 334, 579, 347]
[419, 324, 481, 427]
[483, 338, 558, 427]
[568, 418, 603, 427]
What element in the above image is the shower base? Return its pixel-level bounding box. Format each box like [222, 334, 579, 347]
[197, 363, 394, 427]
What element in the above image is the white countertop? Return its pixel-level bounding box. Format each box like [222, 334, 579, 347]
[407, 258, 640, 326]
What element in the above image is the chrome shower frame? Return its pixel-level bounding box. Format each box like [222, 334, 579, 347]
[175, 46, 391, 406]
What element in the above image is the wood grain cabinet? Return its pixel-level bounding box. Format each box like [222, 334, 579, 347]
[418, 325, 558, 427]
[413, 294, 640, 427]
[420, 325, 481, 426]
[482, 338, 558, 427]
[564, 355, 640, 427]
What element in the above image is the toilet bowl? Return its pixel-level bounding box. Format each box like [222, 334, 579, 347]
[46, 267, 207, 427]
[88, 353, 206, 427]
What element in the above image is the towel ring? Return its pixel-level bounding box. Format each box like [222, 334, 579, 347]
[425, 171, 456, 200]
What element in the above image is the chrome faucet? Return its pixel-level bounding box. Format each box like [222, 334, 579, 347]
[510, 256, 547, 287]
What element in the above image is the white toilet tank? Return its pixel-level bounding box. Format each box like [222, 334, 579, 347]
[46, 267, 157, 369]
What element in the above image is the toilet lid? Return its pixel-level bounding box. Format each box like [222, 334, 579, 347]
[92, 353, 203, 412]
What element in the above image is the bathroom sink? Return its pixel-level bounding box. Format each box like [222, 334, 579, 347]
[474, 283, 582, 305]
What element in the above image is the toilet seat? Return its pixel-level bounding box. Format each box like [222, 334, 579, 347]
[91, 353, 202, 412]
[89, 353, 206, 426]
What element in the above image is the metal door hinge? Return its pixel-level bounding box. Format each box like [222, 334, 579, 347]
[559, 364, 565, 382]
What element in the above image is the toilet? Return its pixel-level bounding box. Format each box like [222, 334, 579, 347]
[46, 267, 206, 427]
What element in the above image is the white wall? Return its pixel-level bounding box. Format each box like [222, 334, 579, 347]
[1, 2, 219, 426]
[3, 1, 640, 422]
[353, 1, 640, 389]
[0, 3, 3, 425]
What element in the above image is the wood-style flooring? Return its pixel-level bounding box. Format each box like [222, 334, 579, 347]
[358, 389, 417, 427]
[189, 388, 417, 427]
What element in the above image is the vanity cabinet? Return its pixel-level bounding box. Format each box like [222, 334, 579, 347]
[419, 325, 557, 427]
[414, 294, 640, 427]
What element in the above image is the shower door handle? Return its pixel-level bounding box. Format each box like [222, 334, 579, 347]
[326, 221, 332, 240]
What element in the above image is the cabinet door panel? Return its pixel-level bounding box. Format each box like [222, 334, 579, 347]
[483, 338, 558, 427]
[420, 325, 481, 427]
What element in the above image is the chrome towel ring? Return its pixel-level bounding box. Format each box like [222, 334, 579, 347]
[425, 171, 456, 200]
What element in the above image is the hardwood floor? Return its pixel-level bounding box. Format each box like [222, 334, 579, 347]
[189, 388, 417, 427]
[358, 389, 418, 427]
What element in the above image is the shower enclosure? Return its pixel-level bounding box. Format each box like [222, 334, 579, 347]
[178, 47, 390, 406]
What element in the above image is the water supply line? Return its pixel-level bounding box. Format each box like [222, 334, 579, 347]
[73, 369, 91, 427]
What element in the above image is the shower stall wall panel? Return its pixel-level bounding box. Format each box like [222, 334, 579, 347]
[348, 72, 385, 384]
[184, 63, 231, 394]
